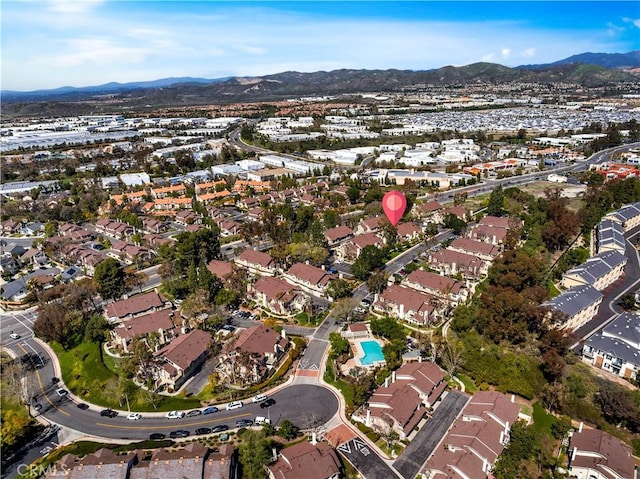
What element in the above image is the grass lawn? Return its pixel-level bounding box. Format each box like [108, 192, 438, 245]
[323, 365, 355, 407]
[532, 402, 555, 435]
[52, 341, 200, 411]
[457, 374, 478, 394]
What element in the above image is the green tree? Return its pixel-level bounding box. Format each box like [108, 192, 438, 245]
[352, 245, 386, 280]
[486, 185, 506, 216]
[238, 429, 272, 479]
[94, 258, 126, 301]
[277, 419, 299, 440]
[327, 278, 351, 299]
[329, 332, 350, 358]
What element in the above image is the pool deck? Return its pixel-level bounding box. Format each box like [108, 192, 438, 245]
[340, 338, 386, 374]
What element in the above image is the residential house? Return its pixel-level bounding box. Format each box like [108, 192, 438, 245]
[357, 362, 447, 440]
[219, 324, 290, 385]
[354, 216, 384, 235]
[216, 219, 241, 237]
[596, 219, 626, 254]
[150, 184, 186, 199]
[324, 225, 354, 247]
[373, 285, 439, 326]
[448, 237, 500, 261]
[467, 224, 509, 245]
[582, 312, 640, 381]
[111, 309, 178, 353]
[478, 215, 524, 230]
[0, 219, 21, 235]
[57, 223, 94, 242]
[20, 248, 49, 268]
[206, 259, 235, 283]
[175, 210, 199, 225]
[130, 443, 205, 479]
[95, 218, 134, 239]
[152, 329, 212, 392]
[283, 263, 331, 297]
[141, 217, 164, 235]
[423, 391, 522, 479]
[44, 448, 138, 479]
[335, 232, 384, 263]
[541, 284, 603, 331]
[235, 249, 278, 276]
[604, 202, 640, 231]
[268, 441, 341, 479]
[561, 250, 627, 291]
[567, 427, 636, 479]
[396, 222, 423, 242]
[203, 444, 238, 479]
[402, 270, 468, 305]
[250, 276, 309, 315]
[416, 200, 444, 223]
[428, 249, 488, 280]
[105, 291, 172, 323]
[443, 205, 470, 222]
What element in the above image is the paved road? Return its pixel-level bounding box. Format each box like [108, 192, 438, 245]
[393, 390, 469, 479]
[338, 437, 401, 479]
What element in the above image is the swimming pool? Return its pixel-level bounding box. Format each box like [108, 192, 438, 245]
[360, 340, 385, 366]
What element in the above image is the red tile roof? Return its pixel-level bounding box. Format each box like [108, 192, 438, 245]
[106, 292, 170, 319]
[156, 329, 211, 370]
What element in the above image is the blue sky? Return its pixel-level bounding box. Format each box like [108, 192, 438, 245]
[2, 1, 639, 91]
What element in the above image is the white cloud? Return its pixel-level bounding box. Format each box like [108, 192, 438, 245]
[47, 0, 105, 14]
[521, 48, 536, 58]
[501, 48, 511, 59]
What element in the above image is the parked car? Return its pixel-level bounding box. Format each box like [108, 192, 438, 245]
[186, 409, 202, 417]
[255, 416, 271, 425]
[51, 377, 60, 384]
[226, 401, 243, 410]
[126, 413, 142, 421]
[55, 388, 68, 397]
[40, 446, 53, 456]
[76, 403, 89, 410]
[236, 419, 254, 428]
[100, 409, 118, 418]
[165, 410, 185, 419]
[260, 398, 276, 409]
[202, 406, 219, 415]
[252, 394, 267, 403]
[9, 332, 20, 339]
[149, 433, 166, 440]
[169, 430, 190, 438]
[211, 425, 229, 433]
[195, 427, 212, 435]
[327, 267, 338, 274]
[33, 403, 43, 411]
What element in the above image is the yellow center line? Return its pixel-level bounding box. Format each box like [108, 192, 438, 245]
[19, 343, 69, 417]
[95, 412, 252, 430]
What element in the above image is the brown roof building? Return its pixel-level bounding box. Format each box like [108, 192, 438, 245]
[219, 324, 290, 385]
[324, 225, 354, 246]
[374, 285, 439, 326]
[403, 270, 468, 305]
[268, 441, 342, 479]
[206, 259, 235, 281]
[251, 276, 309, 316]
[360, 362, 447, 439]
[568, 427, 636, 479]
[45, 448, 138, 479]
[152, 329, 212, 391]
[235, 249, 278, 276]
[283, 263, 331, 297]
[428, 249, 488, 280]
[423, 391, 523, 479]
[105, 292, 171, 322]
[449, 237, 500, 261]
[111, 309, 177, 353]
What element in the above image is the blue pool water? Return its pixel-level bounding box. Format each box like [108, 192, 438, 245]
[360, 341, 385, 366]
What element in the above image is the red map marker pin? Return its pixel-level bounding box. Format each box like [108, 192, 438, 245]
[382, 190, 406, 226]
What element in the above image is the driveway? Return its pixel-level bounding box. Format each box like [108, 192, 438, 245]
[393, 390, 469, 479]
[338, 437, 401, 479]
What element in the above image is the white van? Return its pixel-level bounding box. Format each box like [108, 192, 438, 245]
[255, 416, 271, 425]
[252, 394, 267, 403]
[226, 401, 243, 410]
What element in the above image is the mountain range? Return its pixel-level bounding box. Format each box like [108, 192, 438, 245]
[1, 51, 638, 112]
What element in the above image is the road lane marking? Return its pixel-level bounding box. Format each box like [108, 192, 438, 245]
[95, 412, 252, 429]
[19, 343, 70, 417]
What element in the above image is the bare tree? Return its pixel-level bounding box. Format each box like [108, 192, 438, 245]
[438, 340, 465, 379]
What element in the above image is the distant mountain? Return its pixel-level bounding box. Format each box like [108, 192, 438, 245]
[1, 76, 229, 101]
[518, 50, 640, 70]
[2, 52, 638, 117]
